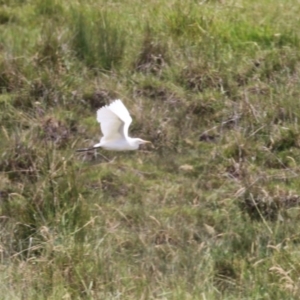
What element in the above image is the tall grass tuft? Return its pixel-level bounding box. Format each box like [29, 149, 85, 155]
[34, 0, 63, 17]
[71, 8, 126, 71]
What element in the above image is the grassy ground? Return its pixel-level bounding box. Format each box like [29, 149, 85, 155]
[1, 0, 300, 299]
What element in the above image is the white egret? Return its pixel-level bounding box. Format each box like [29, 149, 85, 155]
[76, 99, 151, 152]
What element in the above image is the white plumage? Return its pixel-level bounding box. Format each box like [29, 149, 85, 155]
[77, 99, 151, 152]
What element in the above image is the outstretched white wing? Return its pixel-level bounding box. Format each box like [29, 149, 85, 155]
[97, 99, 132, 142]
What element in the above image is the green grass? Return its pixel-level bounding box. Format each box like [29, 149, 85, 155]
[1, 0, 300, 299]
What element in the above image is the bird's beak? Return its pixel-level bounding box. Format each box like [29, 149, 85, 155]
[141, 140, 153, 148]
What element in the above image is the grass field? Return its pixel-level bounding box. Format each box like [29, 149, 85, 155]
[1, 0, 300, 299]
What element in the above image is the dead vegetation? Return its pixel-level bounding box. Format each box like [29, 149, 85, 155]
[40, 117, 72, 148]
[134, 27, 169, 75]
[0, 142, 39, 182]
[240, 186, 300, 221]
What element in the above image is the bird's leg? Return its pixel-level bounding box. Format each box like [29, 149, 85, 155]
[76, 147, 95, 152]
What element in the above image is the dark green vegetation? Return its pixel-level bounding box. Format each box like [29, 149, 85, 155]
[1, 0, 300, 298]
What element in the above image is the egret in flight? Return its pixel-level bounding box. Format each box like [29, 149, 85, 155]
[76, 99, 151, 152]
